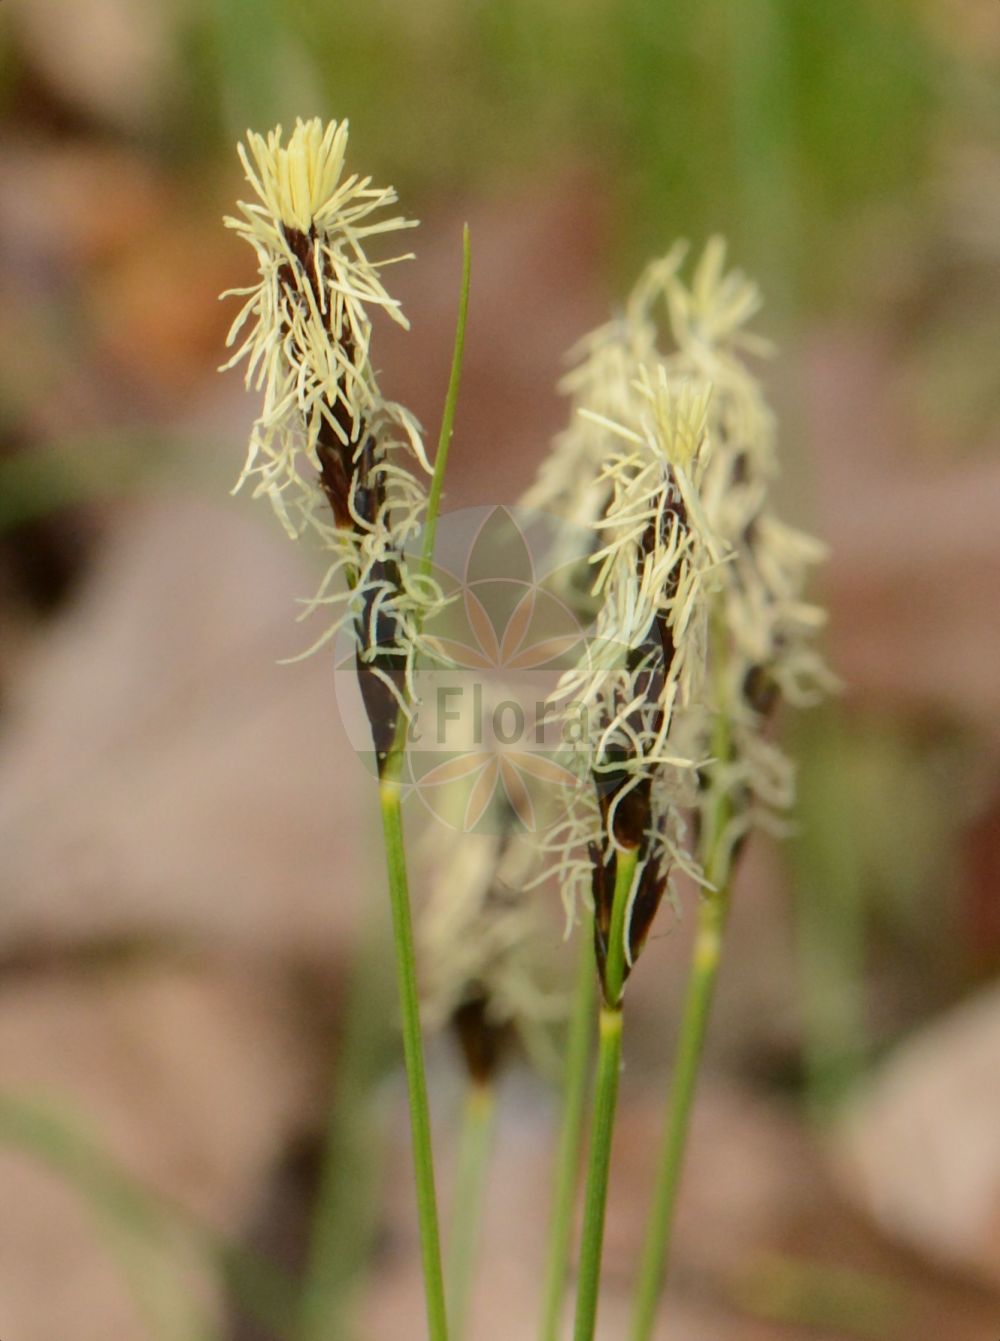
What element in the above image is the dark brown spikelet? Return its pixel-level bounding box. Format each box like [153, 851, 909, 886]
[592, 476, 686, 833]
[451, 990, 510, 1085]
[349, 432, 406, 774]
[355, 548, 406, 773]
[278, 224, 408, 774]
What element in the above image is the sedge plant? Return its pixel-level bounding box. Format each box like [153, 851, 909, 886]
[222, 118, 829, 1341]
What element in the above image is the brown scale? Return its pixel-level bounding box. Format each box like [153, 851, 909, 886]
[280, 222, 405, 773]
[352, 437, 406, 773]
[590, 830, 668, 1001]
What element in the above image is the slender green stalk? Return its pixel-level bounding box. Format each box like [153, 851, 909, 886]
[628, 882, 730, 1341]
[446, 1081, 497, 1341]
[420, 223, 471, 581]
[572, 848, 639, 1341]
[629, 701, 733, 1341]
[380, 745, 449, 1341]
[538, 916, 597, 1341]
[365, 225, 472, 1340]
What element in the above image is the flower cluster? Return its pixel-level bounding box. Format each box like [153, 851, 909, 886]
[543, 365, 722, 995]
[221, 118, 441, 767]
[220, 130, 837, 1331]
[532, 240, 832, 991]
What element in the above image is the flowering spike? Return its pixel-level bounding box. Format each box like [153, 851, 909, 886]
[221, 118, 441, 772]
[530, 239, 833, 992]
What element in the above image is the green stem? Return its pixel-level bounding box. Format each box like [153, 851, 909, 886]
[446, 1081, 496, 1341]
[364, 225, 472, 1339]
[572, 848, 639, 1341]
[628, 883, 730, 1341]
[420, 224, 471, 582]
[380, 746, 450, 1341]
[538, 916, 597, 1341]
[629, 697, 733, 1341]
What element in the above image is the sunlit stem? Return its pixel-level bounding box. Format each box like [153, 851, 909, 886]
[446, 1080, 497, 1341]
[572, 848, 639, 1341]
[538, 915, 597, 1341]
[420, 223, 471, 582]
[369, 227, 472, 1341]
[379, 744, 449, 1341]
[628, 698, 733, 1341]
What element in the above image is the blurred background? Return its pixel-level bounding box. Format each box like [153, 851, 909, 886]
[1, 1, 999, 1338]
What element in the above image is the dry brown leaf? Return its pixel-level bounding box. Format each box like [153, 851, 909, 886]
[0, 495, 373, 962]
